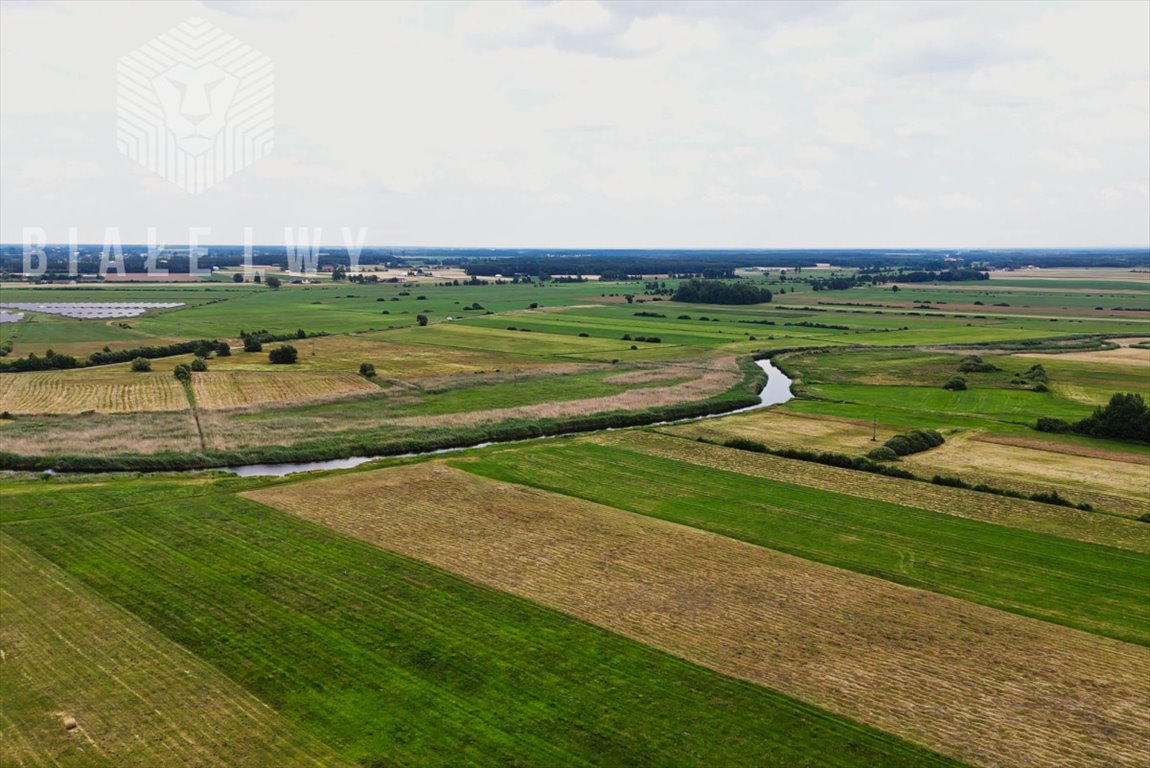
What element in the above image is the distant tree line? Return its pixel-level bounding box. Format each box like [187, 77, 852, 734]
[672, 278, 772, 305]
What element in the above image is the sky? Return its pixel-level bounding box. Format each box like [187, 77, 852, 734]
[1, 0, 1147, 248]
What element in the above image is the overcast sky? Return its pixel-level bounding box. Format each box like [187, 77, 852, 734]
[1, 0, 1147, 248]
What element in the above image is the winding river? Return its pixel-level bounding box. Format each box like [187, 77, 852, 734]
[225, 358, 794, 478]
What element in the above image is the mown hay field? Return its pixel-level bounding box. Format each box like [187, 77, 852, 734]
[901, 432, 1150, 517]
[248, 462, 1150, 768]
[1, 480, 956, 768]
[0, 370, 187, 414]
[0, 533, 346, 768]
[190, 370, 379, 410]
[456, 438, 1150, 643]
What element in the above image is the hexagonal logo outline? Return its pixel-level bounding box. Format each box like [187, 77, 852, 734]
[116, 17, 274, 194]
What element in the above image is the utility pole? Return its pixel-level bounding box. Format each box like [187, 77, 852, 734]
[872, 409, 878, 441]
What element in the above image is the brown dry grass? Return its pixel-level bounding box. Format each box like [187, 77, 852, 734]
[0, 533, 347, 768]
[248, 463, 1150, 768]
[602, 365, 696, 385]
[190, 371, 378, 410]
[902, 432, 1150, 517]
[617, 431, 1150, 552]
[666, 408, 879, 453]
[1015, 340, 1150, 367]
[0, 411, 202, 457]
[0, 370, 187, 415]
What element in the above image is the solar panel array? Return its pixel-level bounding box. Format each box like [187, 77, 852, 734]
[0, 302, 184, 320]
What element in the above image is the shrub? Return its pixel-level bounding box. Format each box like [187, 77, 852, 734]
[1036, 417, 1072, 433]
[884, 429, 945, 456]
[173, 363, 192, 382]
[1021, 363, 1048, 382]
[243, 337, 263, 353]
[943, 376, 967, 391]
[232, 272, 244, 283]
[1138, 513, 1150, 523]
[884, 435, 914, 456]
[723, 438, 767, 453]
[215, 341, 231, 357]
[578, 332, 589, 337]
[866, 446, 898, 461]
[268, 345, 299, 364]
[416, 314, 429, 327]
[190, 358, 208, 372]
[621, 334, 632, 341]
[265, 275, 281, 289]
[931, 475, 970, 489]
[130, 357, 152, 372]
[359, 362, 376, 378]
[958, 355, 999, 373]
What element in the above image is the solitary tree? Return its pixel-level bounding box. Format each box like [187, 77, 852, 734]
[268, 345, 298, 364]
[130, 357, 151, 372]
[265, 275, 282, 289]
[359, 362, 377, 378]
[232, 272, 244, 283]
[190, 358, 208, 372]
[416, 314, 429, 327]
[173, 363, 192, 382]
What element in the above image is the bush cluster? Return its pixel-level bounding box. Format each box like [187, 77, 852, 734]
[1039, 392, 1150, 443]
[957, 355, 999, 373]
[883, 429, 945, 457]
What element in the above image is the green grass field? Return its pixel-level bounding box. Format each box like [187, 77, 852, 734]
[0, 475, 961, 768]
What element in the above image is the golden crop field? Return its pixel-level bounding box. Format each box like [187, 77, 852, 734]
[901, 433, 1150, 518]
[0, 370, 188, 414]
[190, 370, 379, 410]
[0, 533, 347, 768]
[248, 462, 1150, 768]
[601, 431, 1150, 553]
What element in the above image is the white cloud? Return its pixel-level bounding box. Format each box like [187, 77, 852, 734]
[0, 0, 1146, 247]
[1030, 149, 1101, 173]
[938, 194, 983, 210]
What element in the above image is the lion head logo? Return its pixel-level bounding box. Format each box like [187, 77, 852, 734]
[117, 18, 273, 194]
[152, 63, 240, 156]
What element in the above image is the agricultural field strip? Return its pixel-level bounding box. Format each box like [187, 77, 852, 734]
[635, 430, 1150, 551]
[900, 435, 1150, 515]
[379, 357, 743, 429]
[0, 371, 189, 414]
[0, 533, 346, 768]
[190, 370, 379, 410]
[2, 489, 960, 768]
[458, 439, 1150, 645]
[663, 408, 1150, 518]
[248, 463, 1150, 768]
